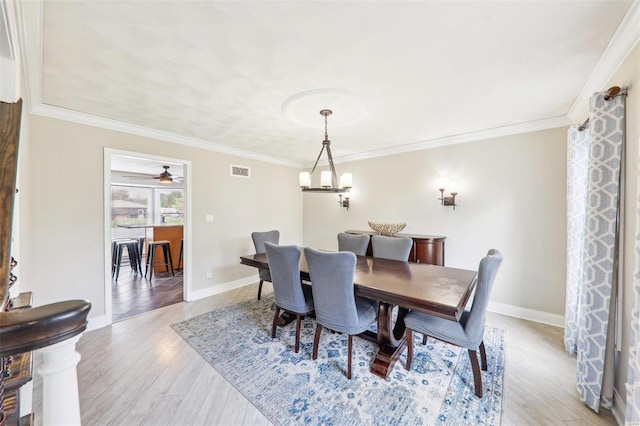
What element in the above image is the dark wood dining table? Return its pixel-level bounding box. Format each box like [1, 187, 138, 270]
[240, 251, 478, 378]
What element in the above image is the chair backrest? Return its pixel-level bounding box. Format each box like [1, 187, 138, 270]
[337, 233, 370, 256]
[464, 249, 503, 343]
[264, 242, 308, 313]
[371, 235, 412, 261]
[304, 247, 360, 332]
[252, 230, 280, 254]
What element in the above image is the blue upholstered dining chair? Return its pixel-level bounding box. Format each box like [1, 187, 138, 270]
[337, 232, 370, 256]
[371, 235, 413, 261]
[303, 247, 378, 379]
[251, 230, 280, 300]
[404, 249, 503, 397]
[264, 242, 314, 353]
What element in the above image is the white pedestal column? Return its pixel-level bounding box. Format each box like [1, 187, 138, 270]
[36, 334, 83, 426]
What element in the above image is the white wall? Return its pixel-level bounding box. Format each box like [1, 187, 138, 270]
[303, 41, 640, 412]
[18, 40, 638, 415]
[24, 115, 303, 321]
[610, 41, 640, 411]
[303, 127, 567, 318]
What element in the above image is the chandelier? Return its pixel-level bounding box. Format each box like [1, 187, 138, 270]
[299, 110, 352, 197]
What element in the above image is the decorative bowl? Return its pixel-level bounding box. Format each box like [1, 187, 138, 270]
[368, 221, 406, 236]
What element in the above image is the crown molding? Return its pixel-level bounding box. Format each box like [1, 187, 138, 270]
[16, 0, 42, 109]
[18, 0, 299, 169]
[18, 0, 638, 170]
[31, 103, 302, 168]
[567, 1, 640, 122]
[316, 115, 571, 168]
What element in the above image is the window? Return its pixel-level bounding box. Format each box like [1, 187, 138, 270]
[111, 186, 151, 227]
[156, 189, 184, 225]
[111, 185, 184, 230]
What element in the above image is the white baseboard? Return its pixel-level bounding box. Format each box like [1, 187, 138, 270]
[84, 277, 257, 331]
[613, 386, 626, 425]
[488, 302, 564, 328]
[189, 276, 256, 301]
[86, 314, 108, 331]
[89, 285, 565, 330]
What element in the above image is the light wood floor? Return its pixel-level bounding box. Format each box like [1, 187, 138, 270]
[32, 283, 617, 425]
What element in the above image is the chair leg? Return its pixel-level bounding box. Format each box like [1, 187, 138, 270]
[128, 243, 138, 274]
[137, 244, 143, 273]
[111, 241, 117, 275]
[257, 280, 264, 300]
[125, 244, 133, 273]
[138, 237, 145, 264]
[405, 328, 413, 370]
[479, 341, 488, 371]
[162, 244, 170, 273]
[347, 335, 353, 380]
[115, 244, 124, 281]
[422, 334, 427, 345]
[271, 306, 280, 338]
[295, 314, 301, 353]
[313, 324, 322, 360]
[132, 244, 141, 274]
[166, 244, 175, 276]
[468, 349, 483, 398]
[145, 244, 155, 279]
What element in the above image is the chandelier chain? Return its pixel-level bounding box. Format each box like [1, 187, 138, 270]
[324, 113, 329, 141]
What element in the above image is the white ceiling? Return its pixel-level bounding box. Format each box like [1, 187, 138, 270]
[37, 0, 635, 166]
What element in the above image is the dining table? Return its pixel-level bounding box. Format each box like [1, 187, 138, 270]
[240, 250, 478, 378]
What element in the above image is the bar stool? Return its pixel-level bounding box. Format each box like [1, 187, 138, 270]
[112, 239, 141, 281]
[145, 240, 175, 279]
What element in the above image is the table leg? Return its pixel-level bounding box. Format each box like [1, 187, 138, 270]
[277, 311, 297, 326]
[370, 303, 409, 378]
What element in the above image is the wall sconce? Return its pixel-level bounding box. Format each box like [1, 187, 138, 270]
[437, 180, 458, 210]
[338, 194, 350, 210]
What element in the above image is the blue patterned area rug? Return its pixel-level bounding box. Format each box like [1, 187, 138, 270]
[171, 294, 505, 425]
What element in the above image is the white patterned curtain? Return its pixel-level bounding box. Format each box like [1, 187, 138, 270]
[565, 124, 590, 355]
[564, 90, 625, 412]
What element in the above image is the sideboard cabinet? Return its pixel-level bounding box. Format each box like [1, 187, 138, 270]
[345, 230, 446, 265]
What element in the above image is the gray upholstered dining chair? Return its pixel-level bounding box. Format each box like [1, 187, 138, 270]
[303, 247, 378, 379]
[404, 249, 503, 397]
[251, 230, 280, 300]
[337, 232, 370, 256]
[371, 235, 413, 261]
[264, 242, 314, 353]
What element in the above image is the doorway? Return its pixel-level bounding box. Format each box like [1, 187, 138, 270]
[104, 149, 191, 323]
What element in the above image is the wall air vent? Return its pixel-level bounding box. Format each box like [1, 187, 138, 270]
[230, 165, 251, 178]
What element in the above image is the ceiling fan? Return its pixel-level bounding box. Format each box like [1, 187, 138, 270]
[123, 166, 183, 183]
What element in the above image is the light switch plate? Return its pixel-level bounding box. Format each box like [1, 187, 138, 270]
[205, 214, 214, 222]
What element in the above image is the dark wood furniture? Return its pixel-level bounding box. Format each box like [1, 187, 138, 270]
[152, 226, 183, 272]
[240, 251, 477, 378]
[3, 292, 33, 426]
[345, 230, 446, 265]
